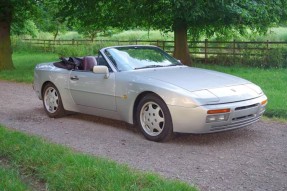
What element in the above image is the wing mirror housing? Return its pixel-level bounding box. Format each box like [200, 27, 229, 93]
[93, 65, 110, 79]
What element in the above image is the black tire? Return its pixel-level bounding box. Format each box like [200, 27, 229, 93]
[136, 94, 173, 142]
[42, 83, 65, 118]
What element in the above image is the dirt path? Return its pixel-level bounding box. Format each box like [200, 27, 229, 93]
[0, 81, 286, 191]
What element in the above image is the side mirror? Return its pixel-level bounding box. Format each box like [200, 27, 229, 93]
[93, 65, 110, 79]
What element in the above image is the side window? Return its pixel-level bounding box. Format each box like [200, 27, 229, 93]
[97, 53, 113, 72]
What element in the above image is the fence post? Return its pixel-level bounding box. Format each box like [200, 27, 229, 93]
[233, 39, 236, 64]
[266, 40, 269, 64]
[204, 39, 208, 63]
[72, 39, 75, 45]
[162, 41, 165, 51]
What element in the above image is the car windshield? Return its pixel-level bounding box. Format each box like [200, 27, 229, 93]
[104, 46, 182, 71]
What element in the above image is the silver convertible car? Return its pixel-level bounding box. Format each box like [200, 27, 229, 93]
[34, 45, 267, 141]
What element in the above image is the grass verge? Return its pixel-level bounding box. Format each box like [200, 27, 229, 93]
[0, 164, 29, 191]
[0, 125, 197, 191]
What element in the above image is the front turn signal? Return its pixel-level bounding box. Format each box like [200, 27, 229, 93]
[207, 108, 231, 114]
[261, 99, 268, 105]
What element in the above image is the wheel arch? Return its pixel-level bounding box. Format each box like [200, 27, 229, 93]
[132, 91, 164, 124]
[133, 91, 174, 141]
[41, 81, 54, 98]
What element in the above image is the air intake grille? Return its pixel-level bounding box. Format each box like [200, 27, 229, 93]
[232, 114, 255, 121]
[235, 103, 259, 111]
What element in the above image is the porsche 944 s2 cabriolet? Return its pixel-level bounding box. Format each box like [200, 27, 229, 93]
[33, 45, 267, 141]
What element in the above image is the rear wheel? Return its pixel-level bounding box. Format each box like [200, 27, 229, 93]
[43, 83, 65, 118]
[136, 94, 173, 142]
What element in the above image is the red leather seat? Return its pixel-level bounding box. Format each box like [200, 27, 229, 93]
[83, 56, 97, 71]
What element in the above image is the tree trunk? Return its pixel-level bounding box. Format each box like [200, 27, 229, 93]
[0, 21, 14, 70]
[173, 23, 192, 65]
[53, 29, 59, 41]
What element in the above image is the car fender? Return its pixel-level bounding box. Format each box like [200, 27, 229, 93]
[114, 72, 199, 124]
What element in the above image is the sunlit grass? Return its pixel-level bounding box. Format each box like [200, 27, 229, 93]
[105, 30, 173, 41]
[0, 125, 197, 191]
[0, 52, 57, 83]
[255, 27, 287, 41]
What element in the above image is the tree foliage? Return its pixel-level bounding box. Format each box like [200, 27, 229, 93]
[12, 20, 39, 37]
[36, 0, 68, 40]
[59, 0, 287, 65]
[1, 1, 287, 70]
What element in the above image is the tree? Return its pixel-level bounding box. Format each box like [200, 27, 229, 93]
[36, 0, 67, 40]
[0, 0, 39, 70]
[60, 0, 287, 65]
[74, 22, 103, 41]
[0, 0, 64, 70]
[60, 0, 107, 39]
[0, 1, 14, 70]
[12, 20, 39, 37]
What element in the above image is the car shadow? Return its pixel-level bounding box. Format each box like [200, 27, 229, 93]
[64, 113, 259, 147]
[171, 127, 261, 146]
[65, 113, 139, 133]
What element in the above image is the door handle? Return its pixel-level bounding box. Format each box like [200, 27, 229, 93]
[70, 76, 79, 80]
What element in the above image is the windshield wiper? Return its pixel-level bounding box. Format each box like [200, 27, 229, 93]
[165, 63, 182, 67]
[134, 65, 164, 70]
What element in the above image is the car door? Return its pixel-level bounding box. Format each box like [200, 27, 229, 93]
[68, 70, 116, 111]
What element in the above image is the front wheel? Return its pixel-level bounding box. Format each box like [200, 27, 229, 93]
[136, 94, 173, 142]
[42, 83, 65, 118]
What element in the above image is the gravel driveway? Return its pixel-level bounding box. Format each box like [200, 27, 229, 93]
[0, 81, 286, 191]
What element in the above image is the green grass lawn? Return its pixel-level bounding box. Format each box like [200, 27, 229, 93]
[0, 166, 29, 191]
[0, 125, 196, 191]
[0, 52, 58, 83]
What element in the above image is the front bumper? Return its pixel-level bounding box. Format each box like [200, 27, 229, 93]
[168, 95, 267, 133]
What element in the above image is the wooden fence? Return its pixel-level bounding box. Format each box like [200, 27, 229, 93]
[21, 38, 287, 63]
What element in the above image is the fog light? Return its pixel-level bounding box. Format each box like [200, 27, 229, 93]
[218, 115, 225, 120]
[208, 116, 216, 122]
[259, 106, 266, 113]
[206, 113, 229, 123]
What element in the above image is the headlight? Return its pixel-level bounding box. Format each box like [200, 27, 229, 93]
[190, 90, 219, 104]
[245, 83, 263, 95]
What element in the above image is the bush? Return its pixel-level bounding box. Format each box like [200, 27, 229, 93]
[199, 47, 287, 69]
[54, 44, 107, 57]
[266, 48, 287, 68]
[12, 38, 43, 53]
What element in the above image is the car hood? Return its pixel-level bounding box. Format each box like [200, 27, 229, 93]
[135, 66, 262, 104]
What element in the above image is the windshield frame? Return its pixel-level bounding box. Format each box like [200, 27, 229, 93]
[102, 45, 182, 72]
